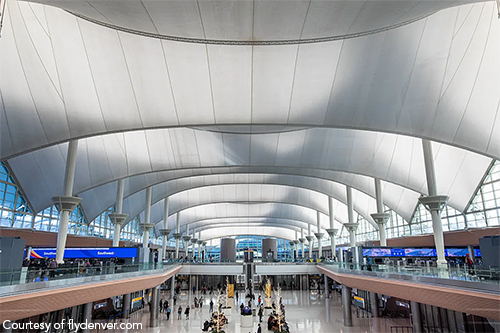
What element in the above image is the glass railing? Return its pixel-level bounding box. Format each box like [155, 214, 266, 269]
[163, 259, 317, 264]
[0, 262, 177, 288]
[320, 262, 500, 286]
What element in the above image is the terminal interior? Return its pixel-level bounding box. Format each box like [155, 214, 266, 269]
[0, 0, 500, 332]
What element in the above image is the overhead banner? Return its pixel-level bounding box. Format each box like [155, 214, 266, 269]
[26, 247, 137, 259]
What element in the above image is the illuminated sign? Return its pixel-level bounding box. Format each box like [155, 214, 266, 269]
[396, 301, 409, 308]
[26, 247, 137, 259]
[353, 296, 365, 307]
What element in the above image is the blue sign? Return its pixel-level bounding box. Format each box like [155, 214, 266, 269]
[390, 248, 405, 257]
[28, 247, 137, 259]
[474, 248, 481, 257]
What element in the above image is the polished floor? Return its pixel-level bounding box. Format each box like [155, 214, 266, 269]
[91, 290, 411, 333]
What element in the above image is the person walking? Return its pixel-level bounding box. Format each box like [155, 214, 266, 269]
[159, 299, 163, 313]
[236, 291, 239, 301]
[185, 306, 190, 320]
[177, 306, 182, 320]
[49, 259, 57, 279]
[258, 306, 263, 322]
[166, 306, 171, 320]
[173, 294, 177, 306]
[257, 323, 262, 333]
[209, 300, 214, 313]
[465, 253, 475, 275]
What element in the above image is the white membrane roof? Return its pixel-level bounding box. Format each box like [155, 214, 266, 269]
[1, 0, 498, 239]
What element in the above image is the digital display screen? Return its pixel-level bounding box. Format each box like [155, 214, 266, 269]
[26, 247, 137, 259]
[363, 247, 476, 257]
[445, 248, 470, 257]
[363, 248, 392, 257]
[404, 248, 436, 257]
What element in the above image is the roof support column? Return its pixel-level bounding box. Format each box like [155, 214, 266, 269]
[315, 211, 324, 259]
[299, 228, 305, 259]
[173, 213, 182, 259]
[201, 241, 207, 262]
[53, 140, 81, 264]
[326, 197, 338, 260]
[420, 139, 449, 267]
[109, 179, 128, 247]
[183, 224, 191, 258]
[190, 228, 198, 260]
[141, 187, 154, 249]
[371, 179, 390, 247]
[306, 223, 314, 259]
[197, 231, 202, 260]
[159, 197, 171, 260]
[293, 230, 299, 261]
[345, 186, 359, 263]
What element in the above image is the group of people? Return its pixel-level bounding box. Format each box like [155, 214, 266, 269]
[268, 312, 290, 332]
[23, 257, 123, 282]
[158, 299, 171, 319]
[201, 312, 227, 331]
[193, 297, 204, 309]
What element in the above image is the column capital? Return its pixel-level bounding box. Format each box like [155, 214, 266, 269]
[305, 235, 315, 243]
[288, 241, 296, 247]
[418, 196, 449, 213]
[182, 235, 192, 242]
[158, 229, 171, 236]
[326, 228, 338, 237]
[293, 240, 300, 245]
[190, 238, 198, 244]
[344, 223, 359, 232]
[140, 223, 155, 232]
[202, 241, 207, 247]
[108, 213, 129, 225]
[172, 233, 183, 239]
[51, 196, 82, 212]
[370, 213, 390, 225]
[197, 240, 204, 245]
[299, 238, 306, 244]
[314, 233, 324, 240]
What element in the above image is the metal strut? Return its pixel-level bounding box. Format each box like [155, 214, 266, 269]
[0, 0, 6, 38]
